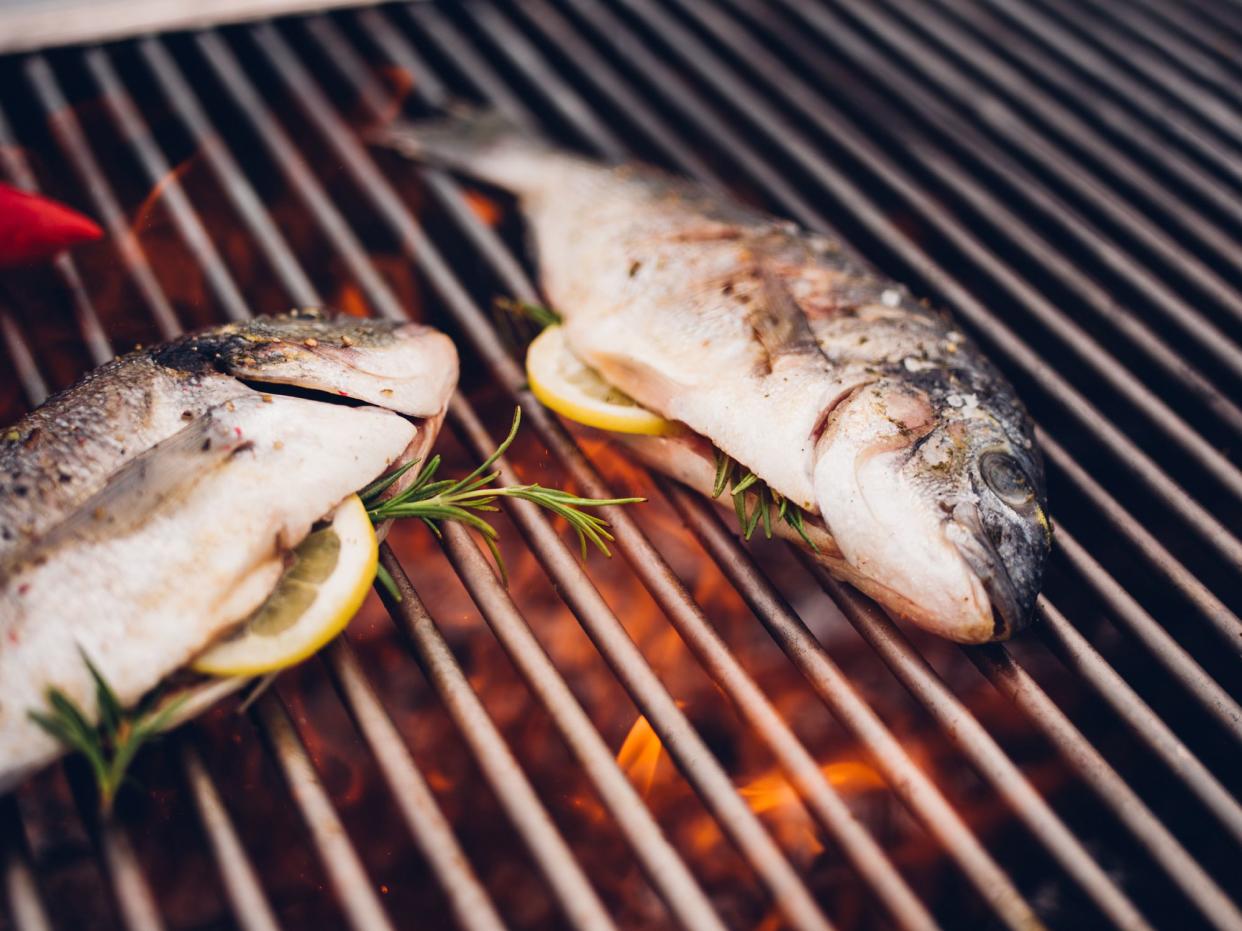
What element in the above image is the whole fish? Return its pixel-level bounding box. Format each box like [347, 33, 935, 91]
[0, 310, 457, 790]
[383, 117, 1049, 643]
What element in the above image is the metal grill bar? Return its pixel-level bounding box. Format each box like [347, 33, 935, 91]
[322, 639, 506, 931]
[1, 800, 50, 931]
[982, 0, 1242, 187]
[752, 0, 1242, 404]
[939, 0, 1242, 236]
[848, 0, 1242, 320]
[877, 0, 1242, 292]
[254, 694, 395, 931]
[1034, 0, 1242, 147]
[178, 743, 281, 931]
[966, 638, 1242, 929]
[375, 549, 616, 930]
[298, 6, 1042, 925]
[2, 3, 1242, 929]
[65, 779, 163, 931]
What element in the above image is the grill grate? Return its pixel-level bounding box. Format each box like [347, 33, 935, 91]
[2, 2, 1241, 929]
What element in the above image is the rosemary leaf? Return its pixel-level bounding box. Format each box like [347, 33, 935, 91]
[366, 407, 642, 580]
[29, 654, 187, 815]
[711, 449, 819, 551]
[495, 297, 562, 330]
[375, 563, 402, 603]
[712, 448, 734, 499]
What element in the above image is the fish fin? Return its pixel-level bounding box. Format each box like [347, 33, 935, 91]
[747, 267, 821, 364]
[10, 406, 257, 567]
[372, 107, 549, 187]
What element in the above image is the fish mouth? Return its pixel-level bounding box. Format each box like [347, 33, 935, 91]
[947, 501, 1021, 641]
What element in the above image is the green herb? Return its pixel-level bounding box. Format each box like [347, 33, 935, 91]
[363, 407, 642, 585]
[711, 449, 819, 552]
[495, 297, 562, 330]
[28, 649, 187, 815]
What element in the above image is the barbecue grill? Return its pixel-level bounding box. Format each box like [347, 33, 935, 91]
[2, 1, 1241, 929]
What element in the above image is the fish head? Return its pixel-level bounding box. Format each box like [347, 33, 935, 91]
[813, 370, 1048, 643]
[151, 309, 458, 419]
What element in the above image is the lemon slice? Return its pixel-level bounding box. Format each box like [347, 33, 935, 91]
[192, 494, 377, 677]
[526, 325, 678, 436]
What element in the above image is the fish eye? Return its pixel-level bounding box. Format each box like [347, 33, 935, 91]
[980, 452, 1034, 507]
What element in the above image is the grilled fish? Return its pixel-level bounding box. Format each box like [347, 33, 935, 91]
[383, 117, 1049, 643]
[0, 310, 457, 790]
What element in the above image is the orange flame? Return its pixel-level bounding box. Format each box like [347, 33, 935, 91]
[335, 281, 370, 318]
[128, 154, 197, 241]
[375, 66, 417, 127]
[737, 759, 886, 862]
[616, 713, 664, 797]
[462, 189, 502, 228]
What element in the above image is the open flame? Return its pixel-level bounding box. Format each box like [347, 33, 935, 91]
[616, 713, 666, 798]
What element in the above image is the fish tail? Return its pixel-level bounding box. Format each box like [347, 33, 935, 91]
[373, 107, 551, 193]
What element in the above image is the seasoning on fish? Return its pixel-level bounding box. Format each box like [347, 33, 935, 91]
[0, 310, 458, 792]
[382, 115, 1050, 644]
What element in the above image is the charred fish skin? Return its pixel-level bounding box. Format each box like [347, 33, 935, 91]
[382, 118, 1048, 642]
[0, 309, 456, 562]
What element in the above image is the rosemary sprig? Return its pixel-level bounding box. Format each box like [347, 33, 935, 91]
[711, 448, 819, 552]
[495, 297, 562, 330]
[28, 649, 187, 815]
[363, 407, 642, 585]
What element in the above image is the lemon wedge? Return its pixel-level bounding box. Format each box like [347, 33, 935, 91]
[526, 325, 678, 436]
[192, 494, 377, 677]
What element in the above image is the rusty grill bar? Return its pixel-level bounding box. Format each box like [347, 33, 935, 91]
[1, 1, 1241, 929]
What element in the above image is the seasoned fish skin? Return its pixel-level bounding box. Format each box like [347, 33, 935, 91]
[383, 120, 1047, 642]
[0, 310, 458, 790]
[0, 396, 415, 788]
[1, 309, 456, 560]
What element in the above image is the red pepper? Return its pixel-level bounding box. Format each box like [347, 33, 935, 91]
[0, 182, 102, 268]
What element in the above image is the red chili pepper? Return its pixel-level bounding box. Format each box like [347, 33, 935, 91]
[0, 182, 102, 268]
